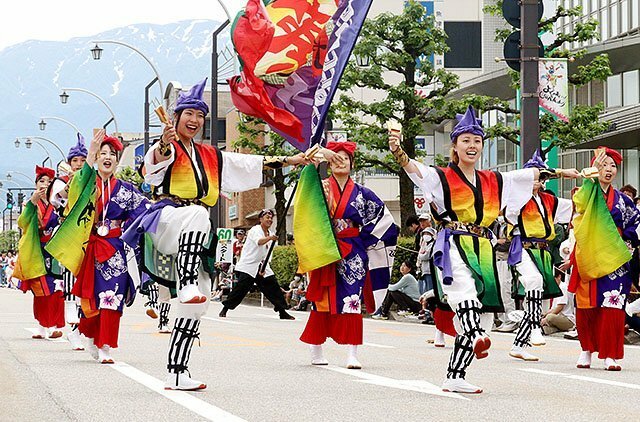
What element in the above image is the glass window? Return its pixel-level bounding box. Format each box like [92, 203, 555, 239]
[601, 8, 609, 39]
[623, 70, 640, 105]
[621, 0, 629, 33]
[582, 0, 589, 13]
[633, 0, 639, 28]
[591, 79, 605, 105]
[607, 74, 623, 108]
[592, 0, 598, 11]
[611, 4, 618, 36]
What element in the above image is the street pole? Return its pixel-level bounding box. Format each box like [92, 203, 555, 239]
[520, 0, 541, 162]
[145, 77, 159, 153]
[210, 19, 230, 230]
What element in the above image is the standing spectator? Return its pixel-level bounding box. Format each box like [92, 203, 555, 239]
[620, 184, 637, 200]
[416, 213, 437, 295]
[542, 270, 575, 335]
[0, 252, 7, 287]
[219, 210, 295, 320]
[372, 261, 421, 319]
[232, 229, 246, 264]
[405, 215, 421, 261]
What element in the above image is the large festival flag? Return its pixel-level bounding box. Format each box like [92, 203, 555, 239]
[293, 165, 341, 272]
[45, 163, 97, 275]
[12, 202, 47, 281]
[572, 178, 631, 280]
[229, 0, 374, 151]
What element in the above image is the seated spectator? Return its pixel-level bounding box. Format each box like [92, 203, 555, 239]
[292, 275, 310, 311]
[541, 270, 575, 335]
[372, 261, 421, 320]
[284, 273, 305, 307]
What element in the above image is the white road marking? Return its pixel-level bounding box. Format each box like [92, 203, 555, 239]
[24, 328, 67, 343]
[363, 342, 396, 349]
[110, 362, 246, 421]
[321, 366, 468, 400]
[202, 316, 248, 326]
[518, 368, 640, 390]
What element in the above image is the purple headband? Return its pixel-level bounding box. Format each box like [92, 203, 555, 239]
[174, 78, 209, 115]
[523, 149, 549, 169]
[67, 133, 88, 161]
[450, 105, 485, 141]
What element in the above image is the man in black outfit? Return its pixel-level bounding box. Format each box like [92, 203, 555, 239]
[219, 209, 294, 319]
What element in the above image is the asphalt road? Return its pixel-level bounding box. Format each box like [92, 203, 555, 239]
[1, 288, 638, 421]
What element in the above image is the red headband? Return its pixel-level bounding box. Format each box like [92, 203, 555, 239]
[590, 147, 622, 166]
[325, 141, 356, 159]
[101, 135, 123, 152]
[35, 165, 55, 181]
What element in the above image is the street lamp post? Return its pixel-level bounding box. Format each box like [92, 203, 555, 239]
[60, 87, 120, 135]
[15, 137, 52, 166]
[90, 40, 165, 102]
[39, 116, 81, 135]
[15, 136, 66, 164]
[6, 171, 35, 184]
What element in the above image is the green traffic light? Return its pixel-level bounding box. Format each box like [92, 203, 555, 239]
[7, 203, 12, 210]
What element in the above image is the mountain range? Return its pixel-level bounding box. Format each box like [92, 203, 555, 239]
[0, 19, 231, 183]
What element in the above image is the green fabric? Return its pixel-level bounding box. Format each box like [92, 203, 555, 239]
[14, 202, 47, 280]
[512, 248, 562, 299]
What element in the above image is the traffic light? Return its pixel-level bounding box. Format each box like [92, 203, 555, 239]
[501, 0, 544, 72]
[17, 192, 25, 208]
[6, 192, 13, 210]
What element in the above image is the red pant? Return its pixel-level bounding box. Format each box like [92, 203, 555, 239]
[300, 311, 363, 345]
[33, 291, 65, 329]
[78, 309, 121, 349]
[575, 307, 625, 359]
[434, 308, 457, 337]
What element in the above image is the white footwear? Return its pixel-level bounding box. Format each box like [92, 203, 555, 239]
[472, 335, 491, 359]
[158, 325, 172, 334]
[576, 351, 592, 369]
[67, 329, 84, 351]
[310, 345, 328, 365]
[495, 321, 519, 333]
[604, 358, 622, 371]
[442, 378, 483, 394]
[164, 372, 207, 391]
[98, 345, 114, 364]
[178, 284, 206, 304]
[434, 329, 446, 348]
[32, 325, 47, 339]
[530, 328, 546, 346]
[84, 338, 99, 361]
[509, 345, 539, 361]
[145, 306, 158, 319]
[346, 345, 361, 369]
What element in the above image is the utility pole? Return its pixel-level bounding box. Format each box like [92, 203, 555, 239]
[520, 0, 541, 162]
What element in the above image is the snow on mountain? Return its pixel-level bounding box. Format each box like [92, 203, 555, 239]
[0, 19, 231, 177]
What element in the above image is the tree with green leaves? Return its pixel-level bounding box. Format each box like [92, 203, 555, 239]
[233, 115, 301, 245]
[334, 0, 460, 228]
[475, 1, 612, 155]
[115, 166, 143, 186]
[0, 230, 19, 252]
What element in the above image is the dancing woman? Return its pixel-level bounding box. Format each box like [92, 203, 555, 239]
[124, 78, 308, 390]
[299, 141, 398, 369]
[389, 106, 575, 393]
[505, 151, 578, 361]
[15, 166, 65, 339]
[58, 130, 149, 363]
[568, 148, 640, 371]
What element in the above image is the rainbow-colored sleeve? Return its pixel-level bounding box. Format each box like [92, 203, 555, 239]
[573, 178, 631, 280]
[293, 165, 341, 273]
[13, 202, 47, 281]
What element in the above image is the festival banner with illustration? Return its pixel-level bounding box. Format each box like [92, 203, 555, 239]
[229, 0, 374, 151]
[538, 58, 569, 122]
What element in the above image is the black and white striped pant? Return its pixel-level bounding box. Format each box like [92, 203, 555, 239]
[446, 300, 485, 379]
[62, 268, 76, 301]
[167, 317, 200, 376]
[177, 231, 207, 290]
[159, 302, 171, 329]
[513, 290, 543, 348]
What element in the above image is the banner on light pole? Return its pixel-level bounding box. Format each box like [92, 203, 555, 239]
[215, 228, 234, 264]
[538, 58, 569, 122]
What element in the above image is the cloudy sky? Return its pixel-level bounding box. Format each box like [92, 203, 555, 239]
[0, 0, 243, 51]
